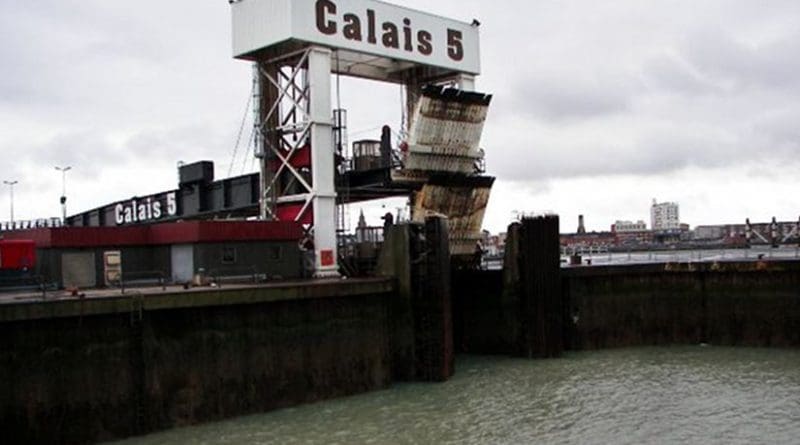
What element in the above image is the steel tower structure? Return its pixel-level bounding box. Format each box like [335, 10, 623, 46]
[231, 0, 487, 276]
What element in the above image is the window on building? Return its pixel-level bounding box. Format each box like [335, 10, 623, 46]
[268, 246, 282, 261]
[222, 247, 237, 265]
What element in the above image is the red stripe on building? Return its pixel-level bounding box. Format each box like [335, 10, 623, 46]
[3, 221, 303, 248]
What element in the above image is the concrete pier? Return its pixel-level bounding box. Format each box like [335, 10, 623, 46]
[455, 260, 800, 353]
[0, 279, 394, 445]
[0, 215, 461, 444]
[564, 261, 800, 349]
[378, 217, 454, 382]
[7, 211, 799, 445]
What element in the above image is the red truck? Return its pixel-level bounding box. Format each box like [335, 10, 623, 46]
[0, 239, 36, 272]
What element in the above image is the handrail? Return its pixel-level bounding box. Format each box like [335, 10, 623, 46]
[208, 265, 260, 288]
[0, 274, 49, 299]
[119, 270, 168, 294]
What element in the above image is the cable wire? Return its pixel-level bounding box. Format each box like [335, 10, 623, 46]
[228, 83, 254, 178]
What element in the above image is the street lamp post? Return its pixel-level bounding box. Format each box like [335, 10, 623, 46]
[55, 166, 72, 223]
[3, 180, 18, 225]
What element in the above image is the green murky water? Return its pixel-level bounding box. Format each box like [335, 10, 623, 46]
[112, 347, 800, 444]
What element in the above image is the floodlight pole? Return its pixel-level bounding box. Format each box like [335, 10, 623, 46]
[3, 180, 18, 224]
[55, 166, 71, 224]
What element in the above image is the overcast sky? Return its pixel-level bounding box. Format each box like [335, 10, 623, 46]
[1, 0, 799, 233]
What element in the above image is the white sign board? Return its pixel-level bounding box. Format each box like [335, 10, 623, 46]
[232, 0, 481, 75]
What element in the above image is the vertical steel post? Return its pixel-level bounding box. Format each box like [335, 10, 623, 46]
[55, 166, 71, 223]
[9, 182, 13, 224]
[457, 74, 476, 91]
[3, 180, 17, 224]
[252, 63, 267, 219]
[308, 47, 339, 277]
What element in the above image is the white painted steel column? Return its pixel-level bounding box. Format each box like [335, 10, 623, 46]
[457, 74, 476, 91]
[308, 46, 340, 277]
[252, 63, 268, 220]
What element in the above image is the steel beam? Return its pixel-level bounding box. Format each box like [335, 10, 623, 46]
[308, 47, 339, 277]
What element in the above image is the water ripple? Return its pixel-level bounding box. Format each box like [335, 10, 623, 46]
[113, 347, 800, 445]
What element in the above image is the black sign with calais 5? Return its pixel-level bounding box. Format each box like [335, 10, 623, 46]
[114, 192, 177, 225]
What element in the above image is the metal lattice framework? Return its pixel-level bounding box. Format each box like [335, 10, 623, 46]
[256, 49, 314, 223]
[253, 47, 339, 277]
[232, 1, 488, 276]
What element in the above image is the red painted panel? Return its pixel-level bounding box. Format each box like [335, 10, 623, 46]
[2, 221, 303, 249]
[276, 204, 313, 226]
[0, 240, 36, 270]
[151, 221, 305, 244]
[268, 145, 312, 171]
[289, 145, 312, 169]
[148, 221, 202, 245]
[194, 221, 305, 242]
[4, 226, 150, 247]
[320, 249, 334, 267]
[53, 226, 150, 247]
[3, 229, 53, 247]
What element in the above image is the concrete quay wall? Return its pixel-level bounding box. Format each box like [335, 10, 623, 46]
[0, 280, 394, 445]
[564, 261, 800, 349]
[455, 261, 800, 354]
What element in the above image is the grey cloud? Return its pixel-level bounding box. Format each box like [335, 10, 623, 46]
[751, 108, 800, 154]
[124, 125, 241, 168]
[641, 53, 722, 96]
[509, 74, 638, 122]
[1, 164, 25, 184]
[0, 1, 237, 116]
[634, 129, 736, 172]
[683, 29, 800, 91]
[487, 119, 778, 182]
[6, 124, 235, 184]
[483, 1, 800, 184]
[17, 132, 127, 181]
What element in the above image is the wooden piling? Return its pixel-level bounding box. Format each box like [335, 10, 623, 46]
[517, 215, 563, 358]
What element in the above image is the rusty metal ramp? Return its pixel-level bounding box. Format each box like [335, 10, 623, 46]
[411, 175, 495, 257]
[403, 85, 493, 175]
[401, 85, 495, 259]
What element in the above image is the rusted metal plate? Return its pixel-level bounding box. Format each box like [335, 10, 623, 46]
[412, 177, 494, 256]
[404, 86, 492, 175]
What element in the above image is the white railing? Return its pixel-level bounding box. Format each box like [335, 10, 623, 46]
[0, 218, 63, 232]
[560, 246, 800, 267]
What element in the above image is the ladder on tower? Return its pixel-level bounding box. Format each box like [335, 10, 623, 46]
[333, 108, 357, 277]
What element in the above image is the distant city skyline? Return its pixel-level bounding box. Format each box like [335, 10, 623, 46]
[474, 211, 800, 237]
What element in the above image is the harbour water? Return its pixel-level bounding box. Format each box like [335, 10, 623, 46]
[112, 347, 800, 445]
